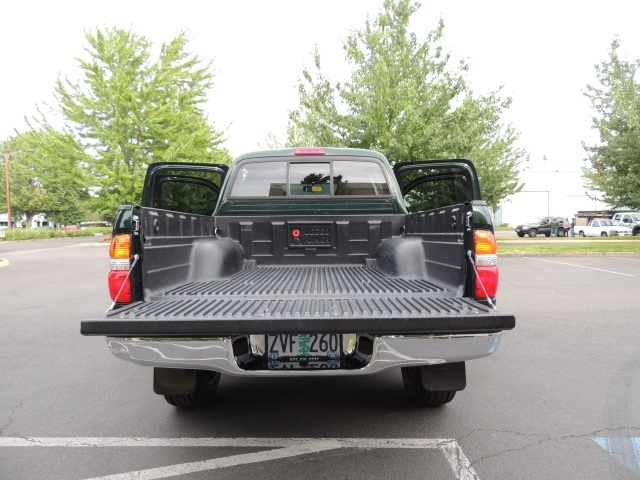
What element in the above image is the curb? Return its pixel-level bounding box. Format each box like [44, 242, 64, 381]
[0, 259, 9, 268]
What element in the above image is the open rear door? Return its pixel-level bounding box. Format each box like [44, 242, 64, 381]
[142, 162, 228, 216]
[393, 159, 481, 213]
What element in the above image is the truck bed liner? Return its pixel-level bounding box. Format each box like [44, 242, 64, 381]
[83, 264, 515, 336]
[161, 262, 448, 298]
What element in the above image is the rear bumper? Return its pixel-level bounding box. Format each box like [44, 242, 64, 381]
[106, 332, 502, 377]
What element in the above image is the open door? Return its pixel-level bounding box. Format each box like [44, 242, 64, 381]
[393, 160, 481, 213]
[142, 162, 228, 216]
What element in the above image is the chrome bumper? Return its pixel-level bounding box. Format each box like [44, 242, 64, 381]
[106, 333, 502, 377]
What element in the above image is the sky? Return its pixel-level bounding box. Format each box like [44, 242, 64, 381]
[2, 0, 639, 225]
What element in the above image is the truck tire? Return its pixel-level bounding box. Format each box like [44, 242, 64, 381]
[164, 370, 221, 408]
[634, 228, 640, 236]
[579, 231, 586, 237]
[528, 229, 538, 237]
[401, 367, 456, 407]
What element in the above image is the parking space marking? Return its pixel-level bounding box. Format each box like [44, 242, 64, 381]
[0, 436, 479, 480]
[523, 257, 635, 277]
[609, 256, 640, 262]
[593, 437, 640, 477]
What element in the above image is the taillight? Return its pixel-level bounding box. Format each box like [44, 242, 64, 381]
[108, 233, 133, 303]
[108, 270, 132, 303]
[294, 147, 325, 155]
[473, 230, 499, 299]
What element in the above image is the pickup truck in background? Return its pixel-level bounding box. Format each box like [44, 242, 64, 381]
[81, 147, 515, 409]
[575, 218, 632, 237]
[610, 211, 640, 236]
[515, 216, 567, 237]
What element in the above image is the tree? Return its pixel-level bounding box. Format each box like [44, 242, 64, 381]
[1, 128, 89, 228]
[287, 0, 526, 209]
[583, 38, 640, 209]
[55, 28, 231, 219]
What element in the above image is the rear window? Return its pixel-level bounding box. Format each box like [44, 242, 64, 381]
[229, 161, 287, 197]
[229, 159, 391, 198]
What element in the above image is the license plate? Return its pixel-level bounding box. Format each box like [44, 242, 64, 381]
[266, 334, 342, 369]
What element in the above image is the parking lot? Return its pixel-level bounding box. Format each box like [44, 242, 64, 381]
[0, 239, 639, 479]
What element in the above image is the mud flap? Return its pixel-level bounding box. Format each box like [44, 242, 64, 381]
[420, 362, 466, 391]
[153, 368, 197, 395]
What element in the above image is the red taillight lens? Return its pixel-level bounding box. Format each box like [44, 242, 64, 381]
[294, 147, 325, 155]
[474, 265, 499, 298]
[108, 270, 132, 302]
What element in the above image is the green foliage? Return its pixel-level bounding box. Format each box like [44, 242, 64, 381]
[287, 0, 526, 209]
[0, 226, 111, 241]
[55, 28, 231, 219]
[64, 227, 112, 237]
[498, 237, 640, 255]
[583, 38, 640, 209]
[1, 129, 89, 228]
[1, 228, 64, 241]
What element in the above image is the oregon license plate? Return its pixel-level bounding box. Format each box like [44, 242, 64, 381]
[266, 334, 342, 369]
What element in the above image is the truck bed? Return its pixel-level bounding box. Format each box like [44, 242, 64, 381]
[82, 262, 515, 336]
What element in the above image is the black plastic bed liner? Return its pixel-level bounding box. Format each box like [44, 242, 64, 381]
[81, 265, 515, 336]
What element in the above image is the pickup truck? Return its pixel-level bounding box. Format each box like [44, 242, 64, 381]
[515, 216, 566, 237]
[575, 218, 632, 237]
[81, 147, 515, 408]
[611, 211, 640, 236]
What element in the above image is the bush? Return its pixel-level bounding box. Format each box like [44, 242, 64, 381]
[65, 227, 111, 237]
[0, 227, 111, 241]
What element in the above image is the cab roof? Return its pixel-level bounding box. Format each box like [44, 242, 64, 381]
[232, 147, 389, 163]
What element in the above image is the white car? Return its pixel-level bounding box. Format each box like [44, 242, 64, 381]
[575, 219, 632, 237]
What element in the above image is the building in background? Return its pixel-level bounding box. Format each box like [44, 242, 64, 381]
[0, 213, 55, 229]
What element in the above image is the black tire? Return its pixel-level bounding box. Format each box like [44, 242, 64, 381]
[517, 232, 525, 238]
[634, 228, 640, 236]
[401, 367, 456, 407]
[164, 370, 221, 408]
[601, 232, 608, 237]
[528, 229, 538, 238]
[579, 231, 586, 237]
[545, 233, 551, 237]
[558, 229, 565, 237]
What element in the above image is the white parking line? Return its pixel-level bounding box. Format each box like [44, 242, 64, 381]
[523, 257, 635, 277]
[608, 256, 640, 262]
[0, 436, 479, 480]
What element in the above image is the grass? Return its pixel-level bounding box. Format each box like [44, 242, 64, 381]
[498, 237, 640, 255]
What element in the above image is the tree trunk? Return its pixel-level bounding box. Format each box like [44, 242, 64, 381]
[24, 211, 36, 230]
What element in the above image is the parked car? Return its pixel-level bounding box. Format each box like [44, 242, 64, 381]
[515, 216, 567, 237]
[610, 211, 640, 236]
[575, 219, 631, 237]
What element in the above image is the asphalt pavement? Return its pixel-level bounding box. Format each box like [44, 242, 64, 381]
[0, 238, 639, 480]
